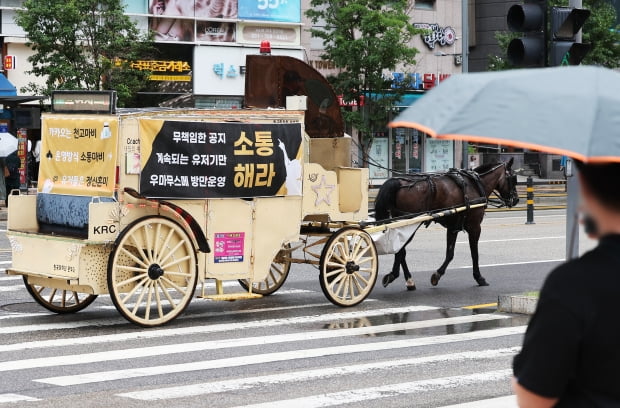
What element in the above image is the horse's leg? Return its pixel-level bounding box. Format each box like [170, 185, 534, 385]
[468, 225, 489, 286]
[382, 250, 402, 287]
[399, 249, 416, 291]
[431, 228, 459, 286]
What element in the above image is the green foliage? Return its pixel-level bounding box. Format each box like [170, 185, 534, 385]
[488, 32, 519, 71]
[488, 0, 620, 70]
[15, 0, 155, 107]
[306, 0, 422, 150]
[581, 0, 620, 67]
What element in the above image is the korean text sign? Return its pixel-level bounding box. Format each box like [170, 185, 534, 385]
[39, 116, 118, 196]
[139, 120, 303, 198]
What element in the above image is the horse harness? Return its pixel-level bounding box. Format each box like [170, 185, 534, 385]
[397, 169, 488, 231]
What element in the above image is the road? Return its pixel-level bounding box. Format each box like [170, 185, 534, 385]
[0, 210, 596, 407]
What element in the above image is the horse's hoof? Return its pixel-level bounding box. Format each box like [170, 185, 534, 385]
[406, 279, 416, 291]
[430, 273, 440, 286]
[382, 274, 396, 288]
[476, 277, 489, 286]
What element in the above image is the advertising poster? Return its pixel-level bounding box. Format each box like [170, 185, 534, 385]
[368, 138, 389, 180]
[39, 116, 119, 196]
[424, 138, 453, 172]
[238, 0, 301, 23]
[148, 0, 238, 42]
[196, 22, 236, 42]
[213, 232, 245, 263]
[139, 120, 303, 198]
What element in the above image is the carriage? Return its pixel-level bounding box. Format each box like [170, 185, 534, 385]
[5, 54, 495, 327]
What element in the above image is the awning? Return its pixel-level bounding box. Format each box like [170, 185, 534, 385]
[395, 92, 424, 107]
[366, 91, 425, 108]
[0, 74, 17, 96]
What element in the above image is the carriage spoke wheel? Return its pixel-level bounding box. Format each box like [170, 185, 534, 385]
[23, 276, 97, 314]
[108, 216, 197, 327]
[319, 227, 378, 307]
[238, 244, 291, 295]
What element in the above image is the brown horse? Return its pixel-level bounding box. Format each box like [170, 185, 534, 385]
[374, 159, 519, 290]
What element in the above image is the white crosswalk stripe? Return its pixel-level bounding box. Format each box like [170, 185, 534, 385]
[0, 292, 524, 407]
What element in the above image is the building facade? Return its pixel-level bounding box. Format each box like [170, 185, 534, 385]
[0, 0, 467, 182]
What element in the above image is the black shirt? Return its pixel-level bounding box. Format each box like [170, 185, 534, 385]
[513, 234, 620, 407]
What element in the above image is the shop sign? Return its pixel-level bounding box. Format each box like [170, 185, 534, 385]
[238, 24, 300, 45]
[391, 72, 451, 90]
[414, 23, 456, 50]
[130, 60, 192, 82]
[194, 46, 303, 95]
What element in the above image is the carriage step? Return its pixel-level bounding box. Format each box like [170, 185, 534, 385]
[198, 292, 263, 301]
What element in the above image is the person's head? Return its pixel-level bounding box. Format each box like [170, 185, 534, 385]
[576, 160, 620, 211]
[576, 160, 620, 235]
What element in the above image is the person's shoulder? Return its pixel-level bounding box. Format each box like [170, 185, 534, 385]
[541, 256, 592, 295]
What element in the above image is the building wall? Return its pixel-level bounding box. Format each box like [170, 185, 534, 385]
[302, 0, 464, 85]
[468, 0, 517, 72]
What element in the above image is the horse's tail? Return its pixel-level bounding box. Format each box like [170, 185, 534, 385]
[374, 178, 401, 221]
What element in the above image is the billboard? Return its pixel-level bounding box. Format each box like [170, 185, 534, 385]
[238, 0, 301, 23]
[138, 120, 303, 198]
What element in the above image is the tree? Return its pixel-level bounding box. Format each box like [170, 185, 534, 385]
[306, 0, 422, 158]
[488, 0, 620, 70]
[581, 0, 620, 66]
[15, 0, 155, 107]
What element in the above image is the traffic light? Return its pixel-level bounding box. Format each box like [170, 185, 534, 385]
[549, 7, 591, 66]
[507, 0, 547, 67]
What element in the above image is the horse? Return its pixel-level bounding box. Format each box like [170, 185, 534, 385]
[374, 158, 519, 290]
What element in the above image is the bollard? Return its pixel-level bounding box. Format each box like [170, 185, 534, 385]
[525, 176, 535, 224]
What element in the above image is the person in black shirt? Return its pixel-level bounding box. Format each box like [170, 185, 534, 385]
[4, 150, 20, 207]
[513, 161, 620, 407]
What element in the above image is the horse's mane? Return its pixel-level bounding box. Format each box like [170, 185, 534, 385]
[473, 162, 501, 175]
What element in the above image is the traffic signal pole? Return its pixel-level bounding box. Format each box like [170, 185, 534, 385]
[566, 0, 582, 260]
[570, 0, 583, 41]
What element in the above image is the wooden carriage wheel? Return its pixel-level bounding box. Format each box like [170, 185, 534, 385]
[319, 227, 378, 307]
[23, 276, 98, 314]
[238, 244, 291, 295]
[108, 216, 197, 327]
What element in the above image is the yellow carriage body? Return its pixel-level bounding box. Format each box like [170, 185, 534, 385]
[6, 105, 370, 326]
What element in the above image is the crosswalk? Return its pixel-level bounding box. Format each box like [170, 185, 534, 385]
[0, 273, 525, 407]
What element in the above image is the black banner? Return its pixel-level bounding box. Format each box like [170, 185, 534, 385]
[139, 120, 302, 198]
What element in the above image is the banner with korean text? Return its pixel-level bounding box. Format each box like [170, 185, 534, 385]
[139, 120, 303, 198]
[38, 115, 118, 196]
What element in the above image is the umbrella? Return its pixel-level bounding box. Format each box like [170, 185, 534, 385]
[389, 65, 620, 163]
[0, 131, 18, 157]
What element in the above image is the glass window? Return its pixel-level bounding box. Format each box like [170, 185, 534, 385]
[415, 0, 435, 10]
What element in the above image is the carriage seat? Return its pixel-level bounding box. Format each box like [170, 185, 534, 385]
[36, 193, 115, 237]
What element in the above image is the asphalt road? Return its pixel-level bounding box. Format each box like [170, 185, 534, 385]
[0, 209, 597, 407]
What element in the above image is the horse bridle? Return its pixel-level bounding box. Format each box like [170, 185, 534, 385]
[488, 163, 518, 208]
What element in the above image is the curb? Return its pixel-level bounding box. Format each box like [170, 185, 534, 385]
[497, 294, 538, 315]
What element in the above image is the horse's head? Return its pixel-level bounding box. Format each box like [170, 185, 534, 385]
[496, 158, 519, 208]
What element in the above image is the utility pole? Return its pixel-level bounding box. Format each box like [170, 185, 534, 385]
[566, 0, 582, 260]
[461, 0, 469, 168]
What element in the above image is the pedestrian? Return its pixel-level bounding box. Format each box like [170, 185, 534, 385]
[512, 160, 620, 406]
[4, 149, 20, 207]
